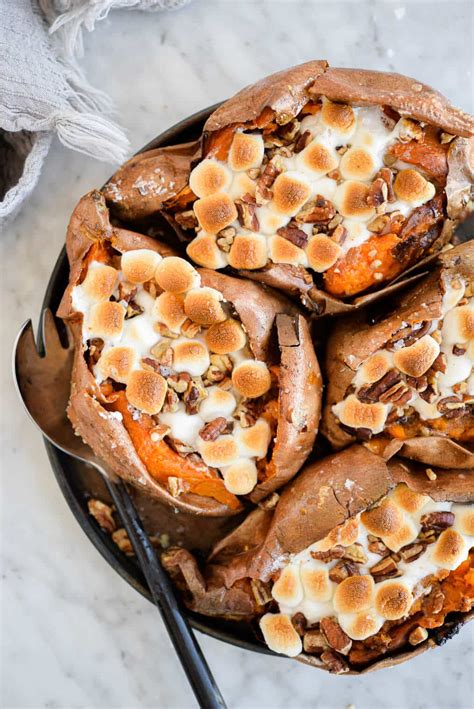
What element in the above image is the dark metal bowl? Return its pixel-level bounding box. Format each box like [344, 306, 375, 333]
[41, 105, 274, 657]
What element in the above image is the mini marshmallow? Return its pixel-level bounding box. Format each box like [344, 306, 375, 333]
[361, 499, 405, 537]
[296, 141, 339, 178]
[374, 580, 413, 620]
[82, 263, 118, 302]
[271, 172, 312, 217]
[305, 234, 342, 272]
[355, 351, 393, 386]
[382, 519, 418, 552]
[184, 287, 226, 326]
[228, 132, 264, 172]
[259, 613, 303, 658]
[333, 575, 375, 614]
[193, 193, 238, 234]
[97, 346, 137, 383]
[125, 369, 167, 415]
[88, 301, 125, 340]
[172, 339, 210, 377]
[442, 303, 474, 344]
[205, 318, 247, 354]
[255, 206, 290, 235]
[452, 504, 474, 537]
[228, 172, 257, 201]
[228, 233, 268, 270]
[332, 394, 389, 434]
[186, 234, 228, 270]
[155, 257, 201, 293]
[197, 435, 239, 467]
[232, 360, 272, 399]
[222, 459, 258, 495]
[272, 565, 304, 607]
[159, 406, 204, 446]
[153, 292, 187, 332]
[300, 561, 333, 603]
[121, 249, 162, 284]
[391, 484, 430, 515]
[326, 517, 360, 548]
[394, 169, 436, 205]
[268, 235, 308, 266]
[234, 419, 271, 459]
[339, 611, 383, 641]
[393, 335, 440, 378]
[189, 158, 232, 198]
[320, 100, 356, 137]
[199, 386, 237, 422]
[333, 181, 375, 222]
[339, 147, 377, 181]
[431, 529, 467, 570]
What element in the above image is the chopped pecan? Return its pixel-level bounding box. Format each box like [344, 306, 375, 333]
[236, 194, 259, 231]
[167, 476, 189, 497]
[167, 437, 194, 455]
[259, 160, 280, 188]
[409, 626, 429, 646]
[311, 545, 345, 562]
[112, 528, 133, 555]
[88, 338, 104, 365]
[452, 344, 466, 356]
[183, 378, 207, 415]
[320, 650, 349, 674]
[181, 318, 201, 337]
[233, 399, 259, 427]
[357, 369, 402, 403]
[387, 321, 431, 349]
[420, 511, 455, 532]
[199, 417, 228, 441]
[331, 224, 347, 245]
[343, 544, 368, 564]
[141, 357, 171, 377]
[251, 579, 272, 606]
[367, 535, 390, 557]
[378, 167, 396, 202]
[369, 556, 401, 581]
[431, 352, 447, 374]
[422, 586, 445, 615]
[168, 372, 192, 394]
[291, 612, 307, 637]
[118, 283, 138, 303]
[151, 340, 174, 366]
[87, 499, 116, 533]
[320, 618, 352, 655]
[303, 629, 328, 654]
[367, 214, 390, 234]
[296, 195, 336, 224]
[406, 374, 428, 392]
[277, 225, 308, 248]
[175, 209, 198, 229]
[294, 130, 311, 153]
[125, 300, 144, 319]
[150, 423, 171, 442]
[419, 384, 437, 403]
[418, 528, 437, 543]
[329, 560, 360, 583]
[162, 388, 180, 413]
[354, 427, 373, 441]
[367, 178, 388, 209]
[399, 542, 425, 563]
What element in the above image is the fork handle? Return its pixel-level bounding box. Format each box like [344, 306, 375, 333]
[104, 477, 226, 709]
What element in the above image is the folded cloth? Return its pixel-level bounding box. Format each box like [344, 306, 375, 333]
[0, 0, 191, 227]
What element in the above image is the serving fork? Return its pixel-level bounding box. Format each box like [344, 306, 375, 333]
[13, 309, 226, 709]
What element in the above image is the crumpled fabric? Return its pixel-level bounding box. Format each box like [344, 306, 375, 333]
[0, 0, 191, 227]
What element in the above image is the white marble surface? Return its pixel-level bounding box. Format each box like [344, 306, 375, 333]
[2, 1, 473, 707]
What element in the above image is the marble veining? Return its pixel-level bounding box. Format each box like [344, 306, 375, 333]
[2, 1, 473, 707]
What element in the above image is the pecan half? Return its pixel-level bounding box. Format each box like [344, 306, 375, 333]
[320, 618, 352, 655]
[437, 396, 466, 419]
[369, 556, 401, 581]
[199, 417, 228, 441]
[277, 225, 308, 248]
[259, 160, 280, 188]
[420, 511, 455, 532]
[422, 586, 445, 615]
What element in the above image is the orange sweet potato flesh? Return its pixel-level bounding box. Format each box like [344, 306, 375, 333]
[388, 128, 449, 181]
[108, 392, 241, 510]
[421, 552, 474, 629]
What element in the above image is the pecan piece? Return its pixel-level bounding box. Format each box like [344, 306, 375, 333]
[303, 629, 328, 654]
[162, 388, 179, 413]
[378, 167, 395, 202]
[167, 476, 189, 498]
[409, 626, 429, 646]
[430, 352, 447, 373]
[150, 423, 171, 442]
[320, 618, 352, 655]
[294, 130, 311, 153]
[175, 209, 198, 229]
[235, 194, 259, 231]
[141, 357, 171, 378]
[422, 586, 445, 615]
[329, 561, 360, 583]
[199, 417, 228, 441]
[452, 345, 466, 356]
[320, 650, 349, 674]
[250, 579, 272, 606]
[366, 177, 388, 209]
[112, 528, 133, 555]
[277, 225, 308, 248]
[369, 556, 401, 581]
[357, 369, 402, 403]
[296, 195, 336, 224]
[367, 535, 390, 557]
[420, 511, 455, 532]
[88, 499, 116, 533]
[167, 437, 194, 455]
[291, 612, 307, 637]
[399, 542, 425, 563]
[311, 546, 345, 562]
[343, 543, 368, 564]
[183, 378, 207, 415]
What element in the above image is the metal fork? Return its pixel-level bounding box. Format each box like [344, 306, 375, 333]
[13, 309, 226, 709]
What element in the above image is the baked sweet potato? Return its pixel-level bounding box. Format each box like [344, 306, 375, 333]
[162, 445, 474, 673]
[57, 191, 322, 516]
[322, 241, 473, 469]
[103, 61, 474, 315]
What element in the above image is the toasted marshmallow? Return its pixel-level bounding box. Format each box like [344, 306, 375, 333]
[339, 148, 377, 181]
[222, 459, 258, 495]
[333, 181, 375, 222]
[374, 580, 413, 620]
[184, 287, 226, 326]
[121, 249, 161, 284]
[228, 132, 264, 171]
[361, 499, 405, 537]
[394, 169, 436, 205]
[354, 351, 392, 386]
[234, 419, 271, 459]
[186, 234, 228, 270]
[320, 100, 356, 137]
[305, 234, 342, 272]
[452, 504, 474, 537]
[271, 172, 312, 217]
[197, 435, 239, 467]
[228, 172, 257, 201]
[159, 406, 203, 446]
[171, 339, 210, 377]
[82, 263, 118, 302]
[199, 386, 237, 422]
[391, 484, 430, 515]
[125, 369, 167, 415]
[205, 318, 247, 354]
[382, 518, 418, 552]
[327, 517, 360, 548]
[333, 394, 389, 434]
[300, 562, 333, 602]
[232, 360, 272, 399]
[296, 141, 339, 178]
[393, 335, 440, 377]
[153, 292, 187, 332]
[268, 235, 308, 266]
[259, 613, 303, 658]
[228, 233, 268, 270]
[193, 193, 238, 234]
[333, 575, 375, 614]
[339, 611, 383, 641]
[431, 529, 467, 570]
[97, 346, 137, 384]
[155, 257, 200, 294]
[442, 303, 474, 344]
[88, 301, 125, 340]
[189, 158, 232, 198]
[256, 206, 290, 235]
[272, 566, 304, 607]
